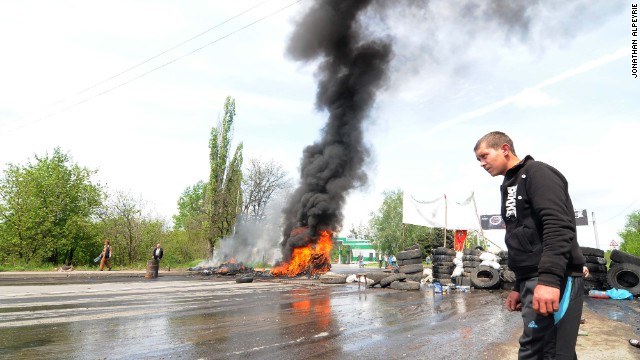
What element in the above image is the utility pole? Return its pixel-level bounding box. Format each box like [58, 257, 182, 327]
[592, 211, 600, 249]
[443, 194, 448, 248]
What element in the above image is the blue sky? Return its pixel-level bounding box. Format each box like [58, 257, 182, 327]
[0, 0, 636, 250]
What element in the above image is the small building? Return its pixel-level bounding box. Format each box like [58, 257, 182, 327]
[333, 237, 379, 264]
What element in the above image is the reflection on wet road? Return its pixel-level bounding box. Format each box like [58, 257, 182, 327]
[0, 277, 520, 359]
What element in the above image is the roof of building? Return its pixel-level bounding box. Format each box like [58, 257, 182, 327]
[334, 237, 375, 249]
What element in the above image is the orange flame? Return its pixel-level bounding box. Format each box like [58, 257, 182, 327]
[272, 229, 333, 277]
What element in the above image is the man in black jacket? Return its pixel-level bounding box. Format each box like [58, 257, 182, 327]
[152, 243, 164, 261]
[474, 131, 585, 360]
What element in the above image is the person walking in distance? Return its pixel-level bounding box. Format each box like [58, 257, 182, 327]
[474, 131, 585, 359]
[152, 243, 164, 261]
[99, 239, 113, 271]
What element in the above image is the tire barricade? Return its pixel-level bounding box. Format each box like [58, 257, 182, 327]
[432, 247, 455, 286]
[337, 244, 426, 291]
[581, 247, 609, 293]
[606, 249, 640, 296]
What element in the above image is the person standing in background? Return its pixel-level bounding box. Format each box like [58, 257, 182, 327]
[152, 243, 164, 261]
[99, 239, 112, 271]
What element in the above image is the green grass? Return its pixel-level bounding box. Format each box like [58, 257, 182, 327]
[0, 264, 58, 272]
[0, 259, 210, 272]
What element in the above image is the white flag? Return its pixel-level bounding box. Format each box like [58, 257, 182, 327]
[402, 192, 480, 231]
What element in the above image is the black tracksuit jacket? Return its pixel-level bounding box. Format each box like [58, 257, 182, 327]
[501, 155, 585, 290]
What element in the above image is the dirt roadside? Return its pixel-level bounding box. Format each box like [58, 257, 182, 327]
[490, 306, 639, 359]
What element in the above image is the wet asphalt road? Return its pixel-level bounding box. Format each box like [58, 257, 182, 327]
[0, 267, 522, 360]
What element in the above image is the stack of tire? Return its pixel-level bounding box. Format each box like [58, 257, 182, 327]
[378, 245, 423, 291]
[396, 245, 425, 283]
[581, 247, 608, 293]
[432, 247, 456, 285]
[458, 248, 480, 287]
[607, 249, 640, 297]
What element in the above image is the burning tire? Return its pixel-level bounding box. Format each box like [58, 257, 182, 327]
[397, 249, 422, 260]
[380, 273, 407, 287]
[609, 249, 640, 267]
[399, 264, 424, 274]
[607, 263, 640, 296]
[389, 280, 420, 290]
[470, 266, 501, 289]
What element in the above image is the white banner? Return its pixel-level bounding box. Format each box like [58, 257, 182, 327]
[402, 192, 480, 231]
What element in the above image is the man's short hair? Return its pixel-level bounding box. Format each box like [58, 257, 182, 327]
[474, 131, 517, 156]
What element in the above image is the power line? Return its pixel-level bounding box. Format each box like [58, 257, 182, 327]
[601, 197, 640, 224]
[3, 0, 301, 133]
[73, 0, 276, 98]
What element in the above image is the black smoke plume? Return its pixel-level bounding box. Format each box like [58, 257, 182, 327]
[279, 0, 392, 261]
[276, 0, 624, 263]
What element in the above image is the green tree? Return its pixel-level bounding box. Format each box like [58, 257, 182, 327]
[172, 181, 208, 258]
[98, 190, 166, 266]
[619, 210, 640, 256]
[370, 189, 453, 256]
[0, 148, 104, 265]
[204, 97, 243, 256]
[172, 97, 244, 259]
[173, 181, 206, 231]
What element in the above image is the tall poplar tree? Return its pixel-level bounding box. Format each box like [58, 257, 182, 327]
[204, 96, 243, 255]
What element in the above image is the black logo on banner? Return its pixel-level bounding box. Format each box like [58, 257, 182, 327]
[480, 215, 505, 230]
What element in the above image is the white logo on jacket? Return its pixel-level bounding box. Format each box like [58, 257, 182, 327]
[505, 185, 517, 219]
